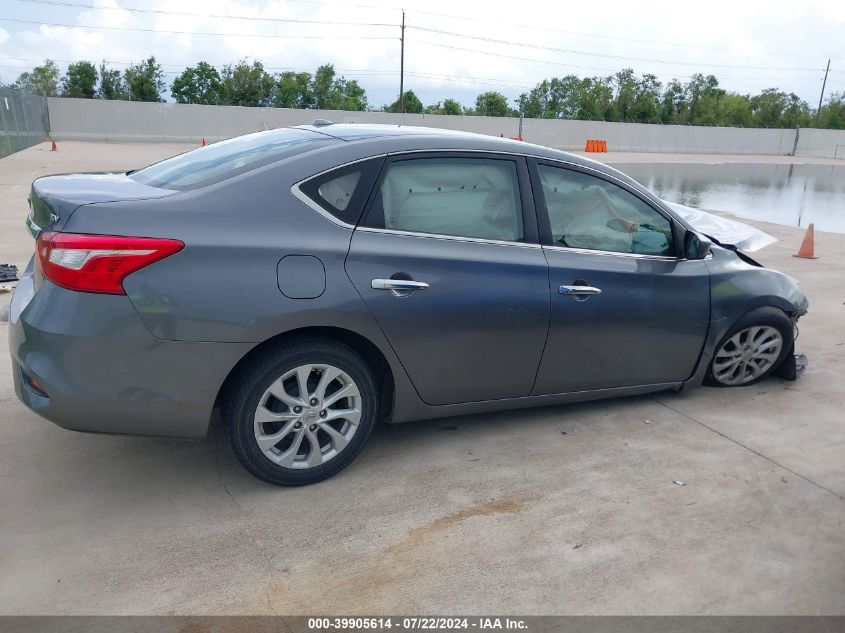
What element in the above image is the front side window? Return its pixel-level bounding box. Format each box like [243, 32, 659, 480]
[538, 164, 673, 256]
[130, 128, 333, 191]
[367, 157, 524, 242]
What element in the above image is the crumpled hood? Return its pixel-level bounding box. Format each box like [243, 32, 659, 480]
[663, 200, 777, 252]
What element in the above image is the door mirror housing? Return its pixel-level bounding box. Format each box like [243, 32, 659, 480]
[684, 231, 712, 260]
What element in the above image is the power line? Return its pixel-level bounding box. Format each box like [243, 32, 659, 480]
[11, 0, 396, 28]
[0, 17, 397, 40]
[409, 40, 824, 81]
[405, 8, 826, 60]
[408, 26, 826, 72]
[11, 0, 826, 63]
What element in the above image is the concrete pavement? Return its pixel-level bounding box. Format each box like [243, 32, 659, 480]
[1, 142, 843, 615]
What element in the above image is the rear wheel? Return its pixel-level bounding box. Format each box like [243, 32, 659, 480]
[224, 338, 378, 485]
[708, 307, 793, 387]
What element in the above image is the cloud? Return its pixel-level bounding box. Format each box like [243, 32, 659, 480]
[0, 0, 841, 106]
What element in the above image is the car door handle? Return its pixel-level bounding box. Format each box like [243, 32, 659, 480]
[372, 279, 430, 295]
[559, 285, 602, 296]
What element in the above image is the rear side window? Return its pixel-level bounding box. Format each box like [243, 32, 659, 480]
[130, 128, 334, 191]
[364, 157, 524, 242]
[298, 158, 383, 225]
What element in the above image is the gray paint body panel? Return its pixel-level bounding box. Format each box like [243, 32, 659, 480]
[9, 125, 809, 437]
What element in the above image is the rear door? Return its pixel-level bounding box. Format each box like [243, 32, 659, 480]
[529, 159, 710, 394]
[345, 152, 550, 406]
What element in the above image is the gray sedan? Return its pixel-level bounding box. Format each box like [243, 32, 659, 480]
[9, 124, 808, 485]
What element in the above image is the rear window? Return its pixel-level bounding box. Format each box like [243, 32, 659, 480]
[129, 128, 334, 191]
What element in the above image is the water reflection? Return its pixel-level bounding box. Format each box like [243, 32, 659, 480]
[616, 162, 845, 233]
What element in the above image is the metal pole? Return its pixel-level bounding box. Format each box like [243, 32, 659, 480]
[399, 11, 405, 115]
[816, 59, 830, 124]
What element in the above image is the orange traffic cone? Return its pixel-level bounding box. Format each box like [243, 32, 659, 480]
[793, 223, 819, 259]
[50, 139, 57, 151]
[201, 137, 207, 147]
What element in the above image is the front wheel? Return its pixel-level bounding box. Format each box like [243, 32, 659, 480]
[224, 338, 378, 485]
[708, 307, 793, 387]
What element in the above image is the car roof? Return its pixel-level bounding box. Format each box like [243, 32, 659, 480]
[293, 122, 613, 172]
[295, 123, 489, 142]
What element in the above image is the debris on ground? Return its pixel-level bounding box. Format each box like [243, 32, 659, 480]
[673, 480, 687, 486]
[0, 264, 19, 293]
[643, 419, 652, 425]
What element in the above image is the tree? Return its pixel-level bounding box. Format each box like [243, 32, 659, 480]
[442, 98, 463, 115]
[631, 74, 662, 123]
[98, 61, 128, 100]
[171, 62, 222, 104]
[611, 68, 638, 121]
[312, 64, 337, 109]
[517, 76, 580, 119]
[574, 77, 614, 120]
[718, 93, 753, 127]
[309, 64, 367, 110]
[275, 71, 314, 109]
[61, 61, 98, 98]
[220, 59, 275, 107]
[781, 93, 812, 128]
[816, 91, 845, 129]
[13, 60, 59, 96]
[333, 77, 367, 111]
[124, 56, 166, 102]
[474, 91, 513, 117]
[386, 89, 423, 114]
[423, 98, 464, 115]
[660, 78, 686, 123]
[749, 88, 810, 128]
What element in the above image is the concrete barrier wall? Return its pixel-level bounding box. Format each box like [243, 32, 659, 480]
[47, 97, 840, 157]
[794, 127, 845, 159]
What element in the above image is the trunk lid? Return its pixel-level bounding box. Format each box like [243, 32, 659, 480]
[27, 172, 176, 237]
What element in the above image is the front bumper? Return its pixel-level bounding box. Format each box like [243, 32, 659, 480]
[9, 272, 253, 438]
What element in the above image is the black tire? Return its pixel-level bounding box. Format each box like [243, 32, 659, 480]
[223, 337, 378, 486]
[706, 306, 794, 387]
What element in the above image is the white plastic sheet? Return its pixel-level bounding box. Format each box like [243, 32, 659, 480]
[663, 201, 777, 252]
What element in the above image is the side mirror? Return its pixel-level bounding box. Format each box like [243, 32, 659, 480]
[684, 231, 712, 260]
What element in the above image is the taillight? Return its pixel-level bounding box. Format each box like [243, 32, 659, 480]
[36, 232, 184, 295]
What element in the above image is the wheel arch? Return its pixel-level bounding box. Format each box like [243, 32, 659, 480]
[684, 302, 797, 390]
[214, 326, 396, 423]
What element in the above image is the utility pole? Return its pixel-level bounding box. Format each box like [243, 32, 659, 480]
[399, 11, 405, 116]
[816, 59, 830, 123]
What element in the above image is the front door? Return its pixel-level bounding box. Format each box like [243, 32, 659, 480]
[345, 154, 550, 406]
[530, 160, 710, 394]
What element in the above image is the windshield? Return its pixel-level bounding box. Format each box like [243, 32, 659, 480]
[129, 128, 334, 190]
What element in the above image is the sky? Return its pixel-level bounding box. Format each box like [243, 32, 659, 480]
[0, 0, 844, 110]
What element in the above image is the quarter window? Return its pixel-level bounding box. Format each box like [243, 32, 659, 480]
[317, 171, 361, 212]
[299, 158, 383, 225]
[366, 157, 524, 242]
[538, 164, 673, 256]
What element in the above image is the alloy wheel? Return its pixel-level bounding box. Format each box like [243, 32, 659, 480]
[253, 363, 361, 469]
[712, 325, 783, 385]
